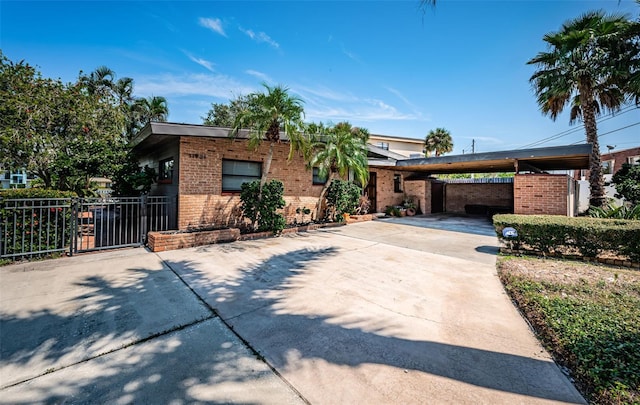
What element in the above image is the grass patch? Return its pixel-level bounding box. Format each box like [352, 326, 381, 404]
[498, 256, 640, 404]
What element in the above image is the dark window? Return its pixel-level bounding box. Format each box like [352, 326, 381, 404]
[601, 160, 614, 175]
[312, 167, 327, 185]
[222, 159, 261, 192]
[394, 174, 402, 193]
[159, 158, 174, 183]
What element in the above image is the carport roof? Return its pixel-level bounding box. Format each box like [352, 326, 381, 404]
[393, 144, 592, 174]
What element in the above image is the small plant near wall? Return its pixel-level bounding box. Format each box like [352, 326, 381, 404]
[239, 179, 286, 234]
[325, 179, 362, 222]
[295, 206, 312, 225]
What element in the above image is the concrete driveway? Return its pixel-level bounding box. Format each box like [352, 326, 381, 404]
[0, 217, 586, 404]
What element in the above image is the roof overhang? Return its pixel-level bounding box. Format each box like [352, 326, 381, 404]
[394, 144, 592, 174]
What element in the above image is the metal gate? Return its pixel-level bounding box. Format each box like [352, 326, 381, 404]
[72, 196, 175, 254]
[1, 195, 175, 260]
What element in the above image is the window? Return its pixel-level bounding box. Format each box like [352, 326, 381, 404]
[10, 174, 24, 184]
[627, 155, 640, 165]
[222, 159, 261, 192]
[376, 142, 389, 150]
[312, 167, 327, 185]
[602, 160, 614, 174]
[394, 174, 402, 193]
[159, 158, 174, 183]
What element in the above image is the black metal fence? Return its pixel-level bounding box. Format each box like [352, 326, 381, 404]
[1, 195, 175, 260]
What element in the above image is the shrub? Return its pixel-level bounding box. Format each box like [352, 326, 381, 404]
[0, 189, 76, 259]
[493, 214, 640, 262]
[325, 180, 362, 221]
[239, 180, 286, 234]
[588, 203, 640, 220]
[611, 163, 640, 205]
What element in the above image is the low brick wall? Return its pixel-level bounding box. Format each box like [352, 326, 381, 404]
[148, 228, 240, 252]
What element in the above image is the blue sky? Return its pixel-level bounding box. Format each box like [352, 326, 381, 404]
[2, 0, 639, 155]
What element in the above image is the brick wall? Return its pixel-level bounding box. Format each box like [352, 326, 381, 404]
[445, 183, 513, 213]
[369, 168, 405, 212]
[404, 180, 430, 214]
[177, 137, 323, 229]
[514, 174, 569, 215]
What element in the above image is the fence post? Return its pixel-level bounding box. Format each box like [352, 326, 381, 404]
[69, 198, 78, 257]
[140, 194, 148, 245]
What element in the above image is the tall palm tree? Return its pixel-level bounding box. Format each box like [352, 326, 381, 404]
[81, 66, 115, 97]
[134, 96, 169, 124]
[528, 11, 639, 207]
[424, 127, 453, 157]
[308, 121, 369, 218]
[231, 83, 305, 198]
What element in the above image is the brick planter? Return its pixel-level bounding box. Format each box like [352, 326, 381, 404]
[148, 228, 240, 252]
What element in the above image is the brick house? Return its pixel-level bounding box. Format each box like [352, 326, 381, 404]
[133, 123, 592, 231]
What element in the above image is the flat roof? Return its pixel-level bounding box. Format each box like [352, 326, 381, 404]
[394, 144, 592, 173]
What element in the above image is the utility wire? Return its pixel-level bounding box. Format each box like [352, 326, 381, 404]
[516, 105, 638, 149]
[569, 121, 640, 145]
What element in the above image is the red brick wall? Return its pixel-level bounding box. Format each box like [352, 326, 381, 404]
[369, 168, 405, 212]
[404, 180, 430, 214]
[514, 174, 569, 215]
[445, 183, 513, 213]
[177, 137, 323, 229]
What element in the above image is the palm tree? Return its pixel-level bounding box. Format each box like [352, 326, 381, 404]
[231, 83, 305, 198]
[81, 66, 115, 96]
[308, 121, 369, 218]
[424, 128, 453, 157]
[134, 96, 169, 124]
[528, 11, 639, 207]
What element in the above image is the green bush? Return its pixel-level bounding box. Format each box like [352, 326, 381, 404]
[1, 189, 76, 259]
[325, 180, 362, 221]
[239, 180, 286, 234]
[494, 214, 640, 262]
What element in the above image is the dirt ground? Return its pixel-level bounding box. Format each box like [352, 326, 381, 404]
[498, 256, 640, 286]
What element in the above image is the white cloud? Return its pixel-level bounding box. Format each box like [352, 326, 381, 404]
[199, 17, 226, 37]
[245, 69, 272, 82]
[239, 27, 280, 48]
[183, 52, 215, 72]
[135, 73, 255, 99]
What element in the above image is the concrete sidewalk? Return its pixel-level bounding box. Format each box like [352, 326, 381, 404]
[0, 219, 586, 404]
[0, 249, 304, 404]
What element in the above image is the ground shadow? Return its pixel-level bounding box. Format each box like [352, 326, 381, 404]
[165, 245, 582, 404]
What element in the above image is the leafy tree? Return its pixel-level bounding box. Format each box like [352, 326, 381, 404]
[307, 121, 369, 218]
[230, 83, 305, 199]
[424, 127, 453, 157]
[612, 163, 640, 205]
[527, 11, 640, 207]
[325, 179, 363, 221]
[0, 53, 167, 195]
[202, 94, 254, 127]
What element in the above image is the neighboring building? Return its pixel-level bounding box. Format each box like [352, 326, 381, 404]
[89, 177, 113, 197]
[0, 169, 33, 189]
[573, 146, 640, 210]
[133, 122, 592, 231]
[368, 134, 425, 158]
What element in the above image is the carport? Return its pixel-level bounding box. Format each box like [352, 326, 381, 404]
[373, 144, 592, 217]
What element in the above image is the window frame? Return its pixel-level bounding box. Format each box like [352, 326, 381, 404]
[312, 167, 327, 185]
[158, 157, 174, 184]
[602, 159, 614, 175]
[222, 159, 262, 193]
[394, 174, 403, 193]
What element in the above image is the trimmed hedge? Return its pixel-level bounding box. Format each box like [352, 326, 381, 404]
[493, 214, 640, 262]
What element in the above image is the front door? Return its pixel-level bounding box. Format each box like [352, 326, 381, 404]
[431, 181, 444, 213]
[365, 172, 377, 213]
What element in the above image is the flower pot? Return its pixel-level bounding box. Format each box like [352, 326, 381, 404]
[406, 207, 416, 216]
[342, 213, 350, 222]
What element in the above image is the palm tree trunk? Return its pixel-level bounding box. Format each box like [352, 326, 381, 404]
[316, 173, 336, 221]
[580, 84, 606, 207]
[258, 142, 274, 201]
